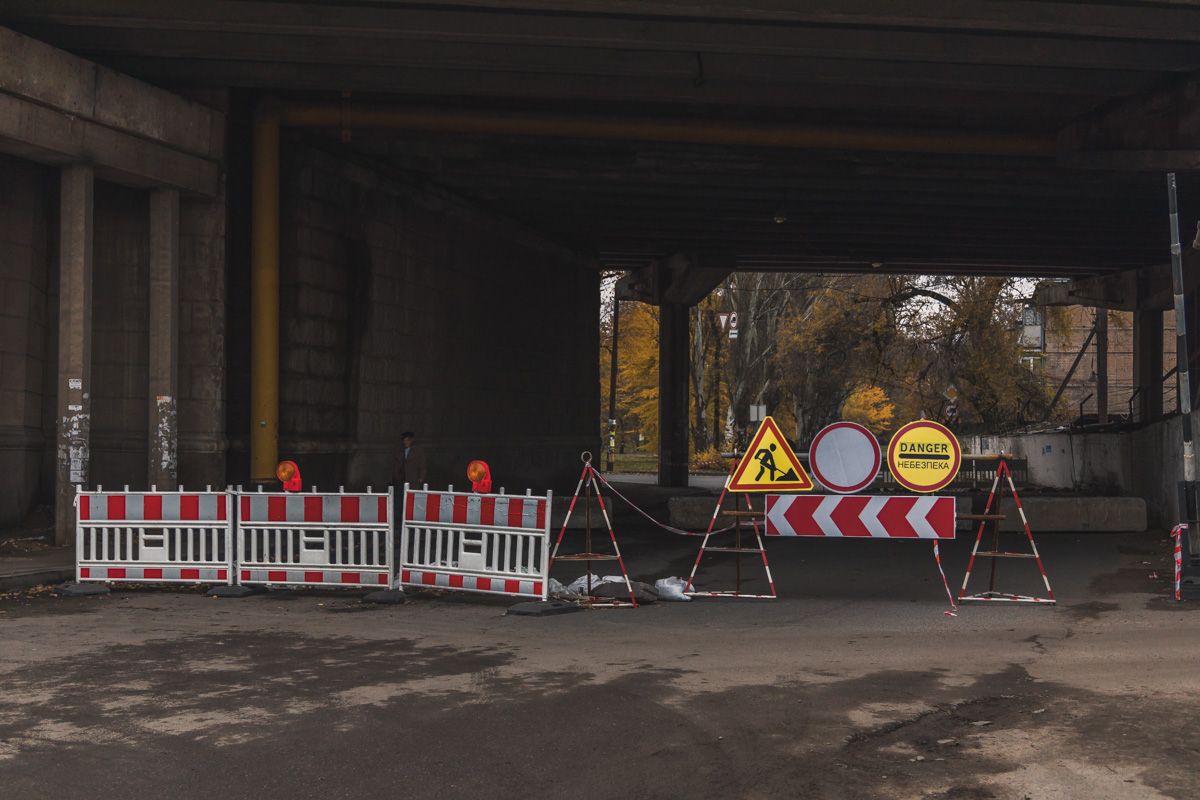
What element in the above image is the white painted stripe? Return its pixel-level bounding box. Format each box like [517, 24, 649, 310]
[766, 496, 793, 535]
[907, 496, 937, 538]
[813, 495, 838, 537]
[862, 497, 890, 538]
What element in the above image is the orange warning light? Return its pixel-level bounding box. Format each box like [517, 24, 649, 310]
[467, 460, 492, 493]
[276, 460, 302, 492]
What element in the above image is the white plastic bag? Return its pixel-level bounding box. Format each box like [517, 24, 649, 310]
[654, 576, 692, 601]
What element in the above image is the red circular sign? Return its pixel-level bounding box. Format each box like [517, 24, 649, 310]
[809, 421, 881, 494]
[886, 420, 962, 493]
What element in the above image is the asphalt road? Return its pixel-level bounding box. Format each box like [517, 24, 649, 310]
[1, 525, 1196, 800]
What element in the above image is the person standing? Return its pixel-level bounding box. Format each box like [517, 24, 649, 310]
[394, 431, 428, 489]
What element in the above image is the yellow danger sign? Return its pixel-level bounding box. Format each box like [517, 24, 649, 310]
[886, 420, 962, 493]
[729, 416, 813, 492]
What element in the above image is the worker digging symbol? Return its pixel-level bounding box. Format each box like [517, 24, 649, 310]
[729, 416, 813, 492]
[754, 443, 799, 483]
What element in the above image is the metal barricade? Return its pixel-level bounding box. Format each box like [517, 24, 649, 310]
[400, 485, 551, 600]
[76, 486, 234, 585]
[236, 488, 393, 589]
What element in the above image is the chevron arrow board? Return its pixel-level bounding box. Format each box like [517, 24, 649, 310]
[765, 495, 956, 539]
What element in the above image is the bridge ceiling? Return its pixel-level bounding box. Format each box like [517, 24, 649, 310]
[7, 0, 1200, 275]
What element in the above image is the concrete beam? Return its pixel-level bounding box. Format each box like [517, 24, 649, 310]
[1034, 253, 1200, 312]
[616, 253, 729, 306]
[0, 27, 222, 158]
[0, 27, 221, 196]
[1058, 73, 1200, 171]
[0, 92, 220, 197]
[55, 165, 93, 546]
[148, 189, 180, 488]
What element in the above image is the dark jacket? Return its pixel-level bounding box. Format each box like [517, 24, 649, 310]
[394, 444, 428, 488]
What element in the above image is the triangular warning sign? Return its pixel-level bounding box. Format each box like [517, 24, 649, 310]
[729, 416, 813, 492]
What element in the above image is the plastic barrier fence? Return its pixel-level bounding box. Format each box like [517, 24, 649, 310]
[400, 485, 552, 599]
[76, 487, 234, 585]
[236, 489, 393, 589]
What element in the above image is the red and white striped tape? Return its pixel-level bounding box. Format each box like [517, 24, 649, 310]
[401, 569, 542, 598]
[238, 493, 388, 524]
[932, 541, 957, 617]
[80, 493, 227, 521]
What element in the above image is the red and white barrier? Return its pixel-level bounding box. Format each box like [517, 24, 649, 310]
[76, 486, 234, 585]
[400, 485, 551, 600]
[236, 488, 393, 589]
[1171, 523, 1186, 602]
[765, 495, 956, 538]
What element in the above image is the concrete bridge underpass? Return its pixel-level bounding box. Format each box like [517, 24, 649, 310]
[1, 3, 1199, 543]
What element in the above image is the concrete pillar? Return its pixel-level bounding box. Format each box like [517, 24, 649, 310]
[55, 165, 94, 546]
[148, 188, 179, 488]
[1095, 309, 1108, 423]
[1133, 307, 1164, 423]
[658, 302, 690, 487]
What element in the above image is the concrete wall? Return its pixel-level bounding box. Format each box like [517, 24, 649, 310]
[261, 139, 599, 493]
[0, 154, 52, 524]
[985, 430, 1133, 494]
[986, 415, 1191, 529]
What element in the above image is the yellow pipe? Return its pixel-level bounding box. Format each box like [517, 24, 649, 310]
[279, 104, 1055, 157]
[250, 99, 280, 483]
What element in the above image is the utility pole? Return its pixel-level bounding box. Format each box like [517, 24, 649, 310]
[606, 292, 620, 473]
[1168, 173, 1198, 556]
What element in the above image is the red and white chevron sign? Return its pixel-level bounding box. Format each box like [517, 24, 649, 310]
[765, 494, 956, 539]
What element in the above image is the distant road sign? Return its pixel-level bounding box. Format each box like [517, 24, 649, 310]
[886, 420, 962, 493]
[809, 421, 881, 494]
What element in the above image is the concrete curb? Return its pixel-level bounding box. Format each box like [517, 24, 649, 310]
[0, 567, 74, 594]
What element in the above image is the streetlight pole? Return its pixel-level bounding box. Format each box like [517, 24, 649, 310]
[1168, 173, 1198, 555]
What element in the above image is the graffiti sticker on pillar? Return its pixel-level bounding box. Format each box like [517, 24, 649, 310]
[886, 420, 962, 493]
[729, 416, 813, 492]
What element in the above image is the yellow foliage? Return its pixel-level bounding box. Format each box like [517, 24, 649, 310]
[841, 385, 895, 433]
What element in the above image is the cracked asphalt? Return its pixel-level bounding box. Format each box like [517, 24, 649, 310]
[1, 524, 1196, 799]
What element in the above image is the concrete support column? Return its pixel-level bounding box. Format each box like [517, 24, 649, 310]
[1133, 305, 1164, 423]
[1095, 309, 1108, 423]
[658, 302, 690, 487]
[148, 188, 179, 488]
[55, 165, 94, 546]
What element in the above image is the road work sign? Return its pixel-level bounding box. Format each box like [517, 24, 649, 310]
[729, 416, 813, 492]
[886, 420, 961, 493]
[809, 421, 881, 494]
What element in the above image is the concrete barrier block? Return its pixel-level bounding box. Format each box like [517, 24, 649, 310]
[551, 495, 615, 530]
[957, 495, 1146, 533]
[668, 496, 722, 530]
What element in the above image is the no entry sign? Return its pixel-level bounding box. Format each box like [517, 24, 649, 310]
[808, 421, 881, 494]
[886, 420, 962, 493]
